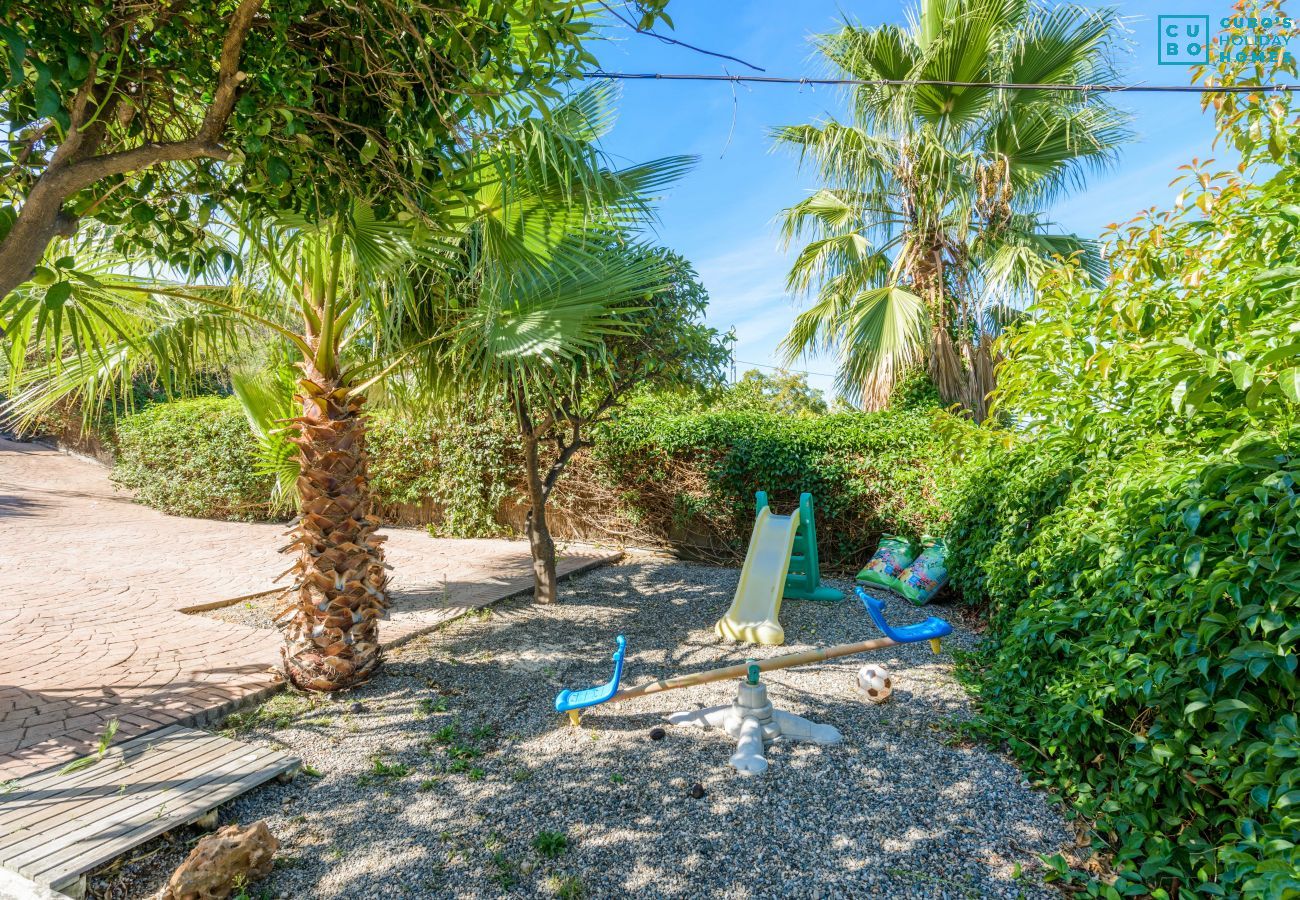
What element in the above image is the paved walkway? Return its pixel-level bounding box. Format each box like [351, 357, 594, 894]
[0, 439, 617, 780]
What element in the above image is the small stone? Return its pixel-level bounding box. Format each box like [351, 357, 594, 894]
[350, 702, 366, 714]
[649, 727, 666, 741]
[688, 783, 705, 800]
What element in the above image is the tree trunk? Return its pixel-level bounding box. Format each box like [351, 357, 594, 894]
[521, 432, 558, 603]
[277, 369, 389, 691]
[0, 180, 81, 303]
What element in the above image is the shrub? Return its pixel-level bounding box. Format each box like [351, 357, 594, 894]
[595, 404, 967, 568]
[946, 63, 1300, 896]
[111, 396, 276, 521]
[949, 439, 1299, 898]
[367, 413, 514, 537]
[107, 389, 972, 578]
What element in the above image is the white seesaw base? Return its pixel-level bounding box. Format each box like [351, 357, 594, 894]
[667, 677, 841, 775]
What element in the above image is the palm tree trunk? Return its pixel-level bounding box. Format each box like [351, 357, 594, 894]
[928, 327, 967, 411]
[963, 339, 996, 422]
[521, 431, 558, 603]
[277, 366, 389, 691]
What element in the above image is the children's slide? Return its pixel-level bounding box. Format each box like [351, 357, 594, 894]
[714, 505, 801, 645]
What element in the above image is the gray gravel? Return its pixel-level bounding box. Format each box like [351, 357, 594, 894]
[97, 558, 1072, 899]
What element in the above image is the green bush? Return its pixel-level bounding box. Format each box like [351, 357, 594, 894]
[106, 389, 970, 574]
[112, 396, 276, 521]
[946, 78, 1300, 897]
[596, 404, 966, 568]
[949, 439, 1299, 898]
[367, 413, 514, 538]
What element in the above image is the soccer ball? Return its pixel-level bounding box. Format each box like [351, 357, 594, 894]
[856, 664, 893, 702]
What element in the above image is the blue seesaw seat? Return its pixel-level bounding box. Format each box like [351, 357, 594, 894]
[855, 586, 953, 643]
[555, 635, 628, 713]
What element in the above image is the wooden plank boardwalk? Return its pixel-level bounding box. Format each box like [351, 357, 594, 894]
[0, 725, 298, 898]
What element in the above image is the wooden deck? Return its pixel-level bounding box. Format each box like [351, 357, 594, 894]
[0, 725, 298, 898]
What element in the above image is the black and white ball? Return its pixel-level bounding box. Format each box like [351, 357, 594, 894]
[856, 664, 893, 702]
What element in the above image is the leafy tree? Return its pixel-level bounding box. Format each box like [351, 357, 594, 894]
[773, 0, 1128, 418]
[1, 88, 686, 689]
[722, 368, 827, 417]
[440, 241, 730, 602]
[0, 0, 670, 299]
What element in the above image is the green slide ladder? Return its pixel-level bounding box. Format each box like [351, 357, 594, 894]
[755, 491, 845, 603]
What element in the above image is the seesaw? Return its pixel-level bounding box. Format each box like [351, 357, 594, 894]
[554, 587, 953, 775]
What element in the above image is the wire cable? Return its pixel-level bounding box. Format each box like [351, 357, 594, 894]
[582, 70, 1300, 93]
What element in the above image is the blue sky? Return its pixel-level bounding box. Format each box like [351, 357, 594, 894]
[593, 1, 1235, 397]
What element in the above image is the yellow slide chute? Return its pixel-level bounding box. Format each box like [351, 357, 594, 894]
[714, 504, 801, 646]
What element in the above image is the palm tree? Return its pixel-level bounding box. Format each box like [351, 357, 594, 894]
[1, 87, 689, 689]
[774, 0, 1130, 419]
[396, 87, 703, 603]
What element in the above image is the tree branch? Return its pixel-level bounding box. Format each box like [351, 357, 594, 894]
[50, 139, 233, 197]
[0, 0, 263, 302]
[199, 0, 264, 143]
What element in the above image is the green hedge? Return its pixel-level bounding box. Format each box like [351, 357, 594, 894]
[112, 396, 275, 521]
[595, 405, 965, 568]
[111, 396, 515, 533]
[109, 395, 964, 575]
[367, 413, 513, 537]
[947, 436, 1299, 897]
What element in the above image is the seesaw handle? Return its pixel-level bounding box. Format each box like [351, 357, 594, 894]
[855, 587, 953, 646]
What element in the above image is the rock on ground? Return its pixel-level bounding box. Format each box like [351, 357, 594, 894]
[163, 821, 277, 900]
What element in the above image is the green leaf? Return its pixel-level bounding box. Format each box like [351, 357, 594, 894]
[45, 281, 72, 306]
[266, 157, 290, 185]
[1277, 367, 1300, 402]
[1184, 543, 1204, 578]
[57, 754, 100, 776]
[1230, 360, 1255, 391]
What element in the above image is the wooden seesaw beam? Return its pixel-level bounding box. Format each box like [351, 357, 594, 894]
[606, 634, 933, 704]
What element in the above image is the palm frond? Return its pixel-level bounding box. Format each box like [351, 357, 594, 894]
[231, 367, 300, 514]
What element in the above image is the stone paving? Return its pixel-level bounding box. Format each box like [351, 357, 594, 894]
[0, 438, 617, 780]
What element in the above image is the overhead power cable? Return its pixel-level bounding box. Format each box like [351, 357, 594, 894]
[582, 70, 1300, 94]
[596, 1, 766, 71]
[735, 359, 837, 379]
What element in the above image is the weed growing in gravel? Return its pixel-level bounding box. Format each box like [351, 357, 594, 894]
[468, 767, 485, 780]
[418, 778, 439, 792]
[511, 767, 533, 782]
[489, 852, 519, 889]
[357, 756, 411, 785]
[610, 773, 625, 784]
[532, 830, 569, 859]
[470, 724, 494, 740]
[418, 696, 449, 716]
[432, 724, 457, 744]
[221, 693, 316, 734]
[448, 744, 480, 760]
[548, 874, 586, 899]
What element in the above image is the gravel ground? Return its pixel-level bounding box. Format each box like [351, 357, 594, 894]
[93, 558, 1071, 900]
